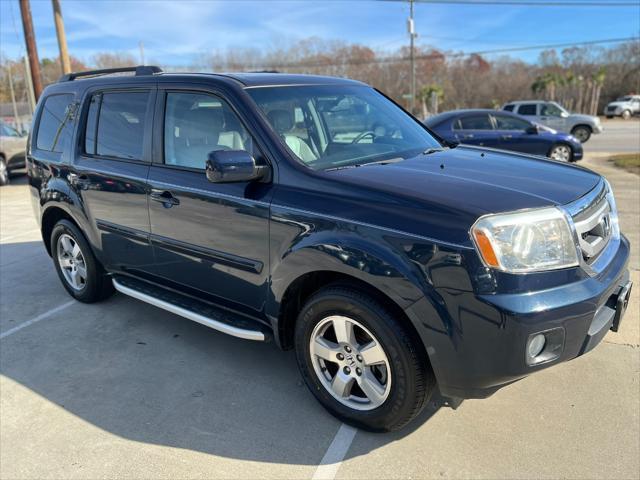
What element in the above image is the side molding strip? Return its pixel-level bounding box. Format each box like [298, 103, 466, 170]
[112, 278, 266, 341]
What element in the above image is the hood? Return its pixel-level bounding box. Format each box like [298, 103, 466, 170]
[607, 101, 630, 107]
[569, 113, 599, 123]
[326, 146, 601, 246]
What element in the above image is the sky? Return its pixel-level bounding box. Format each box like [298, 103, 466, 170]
[1, 0, 639, 67]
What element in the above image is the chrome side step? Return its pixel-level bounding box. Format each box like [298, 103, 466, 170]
[112, 278, 266, 341]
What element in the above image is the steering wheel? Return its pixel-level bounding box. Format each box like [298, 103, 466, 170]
[351, 131, 376, 144]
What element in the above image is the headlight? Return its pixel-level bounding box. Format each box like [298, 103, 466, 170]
[471, 207, 579, 273]
[605, 179, 620, 239]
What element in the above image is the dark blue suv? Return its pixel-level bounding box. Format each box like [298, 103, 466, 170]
[28, 67, 632, 431]
[425, 109, 584, 162]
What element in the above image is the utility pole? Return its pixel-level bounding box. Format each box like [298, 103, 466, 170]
[408, 0, 417, 114]
[7, 63, 22, 132]
[19, 0, 43, 101]
[24, 55, 36, 114]
[52, 0, 71, 74]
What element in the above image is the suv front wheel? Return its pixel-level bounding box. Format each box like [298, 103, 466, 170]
[570, 125, 591, 143]
[295, 286, 435, 432]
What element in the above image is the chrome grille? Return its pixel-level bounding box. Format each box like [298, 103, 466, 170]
[572, 192, 612, 263]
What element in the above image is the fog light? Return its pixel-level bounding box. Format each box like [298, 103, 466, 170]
[527, 334, 546, 359]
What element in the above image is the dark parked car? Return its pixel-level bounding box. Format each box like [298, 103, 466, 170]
[28, 67, 632, 432]
[425, 109, 583, 162]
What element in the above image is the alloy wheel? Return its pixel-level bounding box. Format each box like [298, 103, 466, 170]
[309, 315, 391, 411]
[550, 145, 571, 162]
[57, 233, 87, 291]
[572, 127, 590, 143]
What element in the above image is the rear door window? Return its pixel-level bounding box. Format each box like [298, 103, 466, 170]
[517, 104, 538, 116]
[36, 94, 74, 152]
[457, 114, 493, 130]
[503, 105, 515, 112]
[84, 91, 150, 160]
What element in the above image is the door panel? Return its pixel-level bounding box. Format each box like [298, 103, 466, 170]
[147, 168, 272, 313]
[148, 90, 272, 314]
[73, 87, 156, 273]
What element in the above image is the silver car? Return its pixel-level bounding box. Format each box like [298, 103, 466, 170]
[605, 95, 640, 119]
[502, 100, 602, 143]
[0, 121, 27, 186]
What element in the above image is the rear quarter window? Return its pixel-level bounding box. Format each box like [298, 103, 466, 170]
[503, 105, 515, 112]
[36, 94, 74, 153]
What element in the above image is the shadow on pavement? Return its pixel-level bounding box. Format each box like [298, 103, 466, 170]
[0, 238, 449, 466]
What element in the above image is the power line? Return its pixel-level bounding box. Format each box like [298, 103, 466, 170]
[377, 0, 639, 6]
[255, 36, 638, 70]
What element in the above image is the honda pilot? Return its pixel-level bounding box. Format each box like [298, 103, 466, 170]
[28, 67, 632, 431]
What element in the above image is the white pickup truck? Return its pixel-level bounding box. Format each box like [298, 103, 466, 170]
[605, 95, 640, 119]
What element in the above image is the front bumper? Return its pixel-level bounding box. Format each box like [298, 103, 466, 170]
[406, 235, 631, 399]
[593, 124, 604, 134]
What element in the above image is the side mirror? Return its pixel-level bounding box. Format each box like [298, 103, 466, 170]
[561, 111, 569, 118]
[206, 150, 270, 183]
[525, 125, 539, 134]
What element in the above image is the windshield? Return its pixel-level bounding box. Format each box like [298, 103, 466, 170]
[617, 96, 633, 102]
[247, 85, 442, 170]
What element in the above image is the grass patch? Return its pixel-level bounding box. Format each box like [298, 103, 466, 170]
[610, 153, 640, 175]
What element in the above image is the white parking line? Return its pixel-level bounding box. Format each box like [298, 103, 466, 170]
[312, 423, 358, 480]
[0, 300, 76, 340]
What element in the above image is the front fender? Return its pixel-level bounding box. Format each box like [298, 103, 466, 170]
[270, 230, 430, 311]
[266, 206, 476, 350]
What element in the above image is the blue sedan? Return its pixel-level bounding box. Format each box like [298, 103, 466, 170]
[424, 109, 583, 162]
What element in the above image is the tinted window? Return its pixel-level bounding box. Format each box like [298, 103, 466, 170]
[518, 104, 537, 116]
[493, 115, 531, 130]
[95, 92, 149, 160]
[503, 105, 515, 112]
[84, 94, 100, 154]
[36, 94, 74, 152]
[164, 92, 254, 169]
[457, 115, 493, 130]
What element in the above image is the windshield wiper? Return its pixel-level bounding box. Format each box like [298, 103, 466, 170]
[325, 157, 404, 171]
[423, 147, 446, 155]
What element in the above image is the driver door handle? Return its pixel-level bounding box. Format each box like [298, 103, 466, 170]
[150, 189, 180, 208]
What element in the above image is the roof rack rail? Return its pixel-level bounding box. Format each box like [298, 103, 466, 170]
[58, 65, 162, 82]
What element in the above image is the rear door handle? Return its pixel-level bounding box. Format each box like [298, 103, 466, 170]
[150, 189, 180, 208]
[502, 135, 513, 140]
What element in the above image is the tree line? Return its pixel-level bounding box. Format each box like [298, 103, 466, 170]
[1, 39, 638, 117]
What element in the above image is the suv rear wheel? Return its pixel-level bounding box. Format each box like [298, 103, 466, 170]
[294, 286, 435, 432]
[51, 220, 114, 302]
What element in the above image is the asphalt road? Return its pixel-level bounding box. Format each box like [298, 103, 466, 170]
[1, 129, 638, 479]
[586, 118, 640, 153]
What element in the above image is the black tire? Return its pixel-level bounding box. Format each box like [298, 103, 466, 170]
[50, 219, 114, 303]
[606, 115, 614, 119]
[294, 285, 435, 432]
[622, 110, 632, 120]
[571, 125, 591, 143]
[0, 156, 9, 186]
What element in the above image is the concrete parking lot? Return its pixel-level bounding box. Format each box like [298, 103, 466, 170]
[1, 121, 638, 479]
